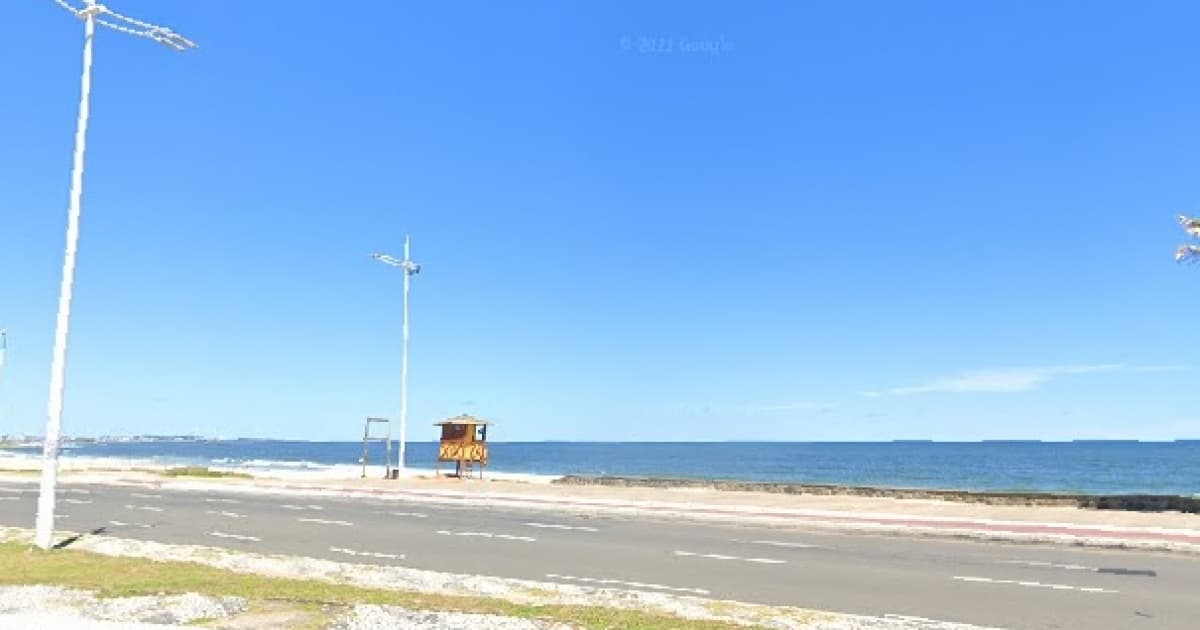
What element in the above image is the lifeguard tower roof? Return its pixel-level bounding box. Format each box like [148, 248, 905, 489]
[433, 413, 492, 426]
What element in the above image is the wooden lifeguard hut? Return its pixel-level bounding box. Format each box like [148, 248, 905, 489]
[434, 414, 490, 479]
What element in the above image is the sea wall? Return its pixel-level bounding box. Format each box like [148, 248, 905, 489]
[553, 475, 1200, 514]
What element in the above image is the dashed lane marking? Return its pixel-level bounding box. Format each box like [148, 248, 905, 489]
[125, 504, 164, 513]
[524, 522, 599, 532]
[209, 531, 260, 542]
[205, 498, 240, 504]
[330, 546, 405, 560]
[298, 517, 353, 526]
[884, 614, 993, 628]
[130, 493, 162, 499]
[731, 538, 820, 549]
[206, 510, 247, 519]
[546, 573, 709, 595]
[63, 498, 92, 505]
[108, 520, 150, 529]
[952, 575, 1118, 593]
[435, 530, 536, 542]
[0, 497, 18, 501]
[389, 511, 429, 518]
[997, 559, 1095, 571]
[673, 550, 786, 564]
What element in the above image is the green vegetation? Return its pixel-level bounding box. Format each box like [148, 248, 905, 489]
[160, 467, 252, 479]
[0, 542, 750, 629]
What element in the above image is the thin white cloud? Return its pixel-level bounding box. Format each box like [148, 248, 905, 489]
[751, 402, 836, 413]
[864, 363, 1188, 397]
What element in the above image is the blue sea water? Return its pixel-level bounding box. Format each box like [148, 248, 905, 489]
[5, 440, 1199, 497]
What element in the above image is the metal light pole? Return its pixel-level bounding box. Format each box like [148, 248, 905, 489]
[36, 0, 196, 550]
[372, 236, 421, 475]
[0, 330, 7, 432]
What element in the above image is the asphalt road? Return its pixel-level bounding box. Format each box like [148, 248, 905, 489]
[1, 481, 1197, 629]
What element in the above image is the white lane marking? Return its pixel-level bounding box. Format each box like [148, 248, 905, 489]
[209, 531, 260, 542]
[524, 522, 599, 532]
[205, 498, 241, 504]
[885, 614, 986, 627]
[330, 546, 405, 560]
[731, 538, 820, 549]
[0, 488, 26, 494]
[389, 511, 429, 518]
[125, 504, 164, 513]
[280, 504, 307, 510]
[435, 530, 536, 542]
[206, 510, 247, 519]
[0, 497, 18, 501]
[66, 489, 91, 495]
[997, 559, 1095, 572]
[130, 493, 162, 499]
[108, 520, 150, 529]
[673, 550, 786, 564]
[298, 517, 353, 526]
[546, 573, 709, 595]
[306, 505, 324, 510]
[63, 498, 92, 505]
[952, 575, 1117, 594]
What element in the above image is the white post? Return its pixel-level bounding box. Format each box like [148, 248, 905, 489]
[399, 236, 411, 474]
[0, 330, 8, 428]
[36, 1, 98, 550]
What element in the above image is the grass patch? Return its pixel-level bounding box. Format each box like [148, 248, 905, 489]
[161, 467, 251, 479]
[0, 542, 748, 629]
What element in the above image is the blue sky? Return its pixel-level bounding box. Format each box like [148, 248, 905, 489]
[1, 1, 1197, 442]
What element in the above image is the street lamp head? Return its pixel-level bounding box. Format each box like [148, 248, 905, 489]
[371, 253, 404, 267]
[145, 27, 198, 52]
[53, 1, 197, 51]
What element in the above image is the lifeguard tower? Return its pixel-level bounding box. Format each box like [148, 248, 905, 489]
[434, 414, 490, 479]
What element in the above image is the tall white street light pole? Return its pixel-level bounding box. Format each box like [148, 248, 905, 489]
[0, 330, 8, 431]
[372, 237, 421, 476]
[36, 0, 196, 550]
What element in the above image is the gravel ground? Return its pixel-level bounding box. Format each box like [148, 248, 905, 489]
[0, 585, 245, 627]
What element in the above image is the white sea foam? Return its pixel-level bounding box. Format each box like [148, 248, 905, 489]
[1, 450, 560, 484]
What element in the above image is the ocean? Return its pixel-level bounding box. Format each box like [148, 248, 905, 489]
[4, 440, 1199, 497]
